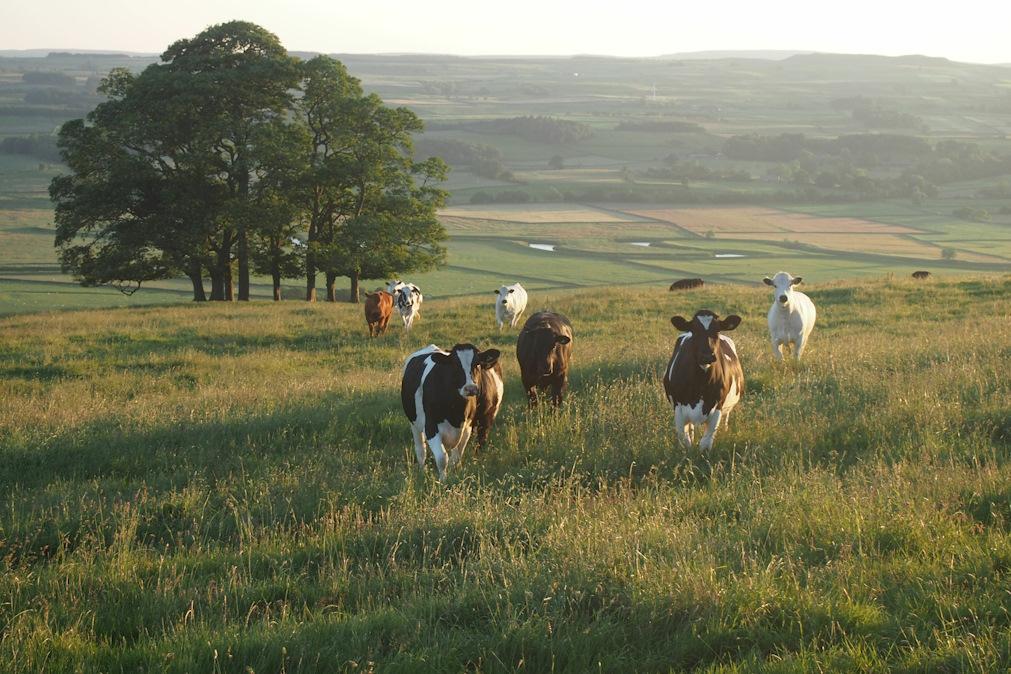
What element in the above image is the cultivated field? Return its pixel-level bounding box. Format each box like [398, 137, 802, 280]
[621, 206, 922, 235]
[0, 275, 1008, 671]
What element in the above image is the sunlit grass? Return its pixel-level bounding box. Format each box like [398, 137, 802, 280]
[0, 274, 1008, 672]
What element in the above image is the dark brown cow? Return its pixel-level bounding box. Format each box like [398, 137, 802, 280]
[516, 311, 573, 406]
[364, 290, 393, 337]
[670, 278, 704, 291]
[912, 270, 931, 280]
[662, 310, 744, 451]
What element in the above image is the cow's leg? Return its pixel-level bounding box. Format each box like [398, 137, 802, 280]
[449, 423, 473, 470]
[550, 380, 566, 407]
[427, 434, 449, 481]
[794, 334, 808, 360]
[674, 405, 692, 448]
[524, 381, 538, 407]
[411, 426, 427, 472]
[699, 409, 723, 451]
[497, 319, 504, 332]
[771, 338, 784, 361]
[511, 311, 523, 328]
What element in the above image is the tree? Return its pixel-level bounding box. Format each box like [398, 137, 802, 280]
[157, 21, 300, 301]
[294, 56, 448, 303]
[51, 69, 223, 301]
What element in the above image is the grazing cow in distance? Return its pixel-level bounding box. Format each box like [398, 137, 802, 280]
[363, 290, 393, 337]
[494, 283, 529, 331]
[663, 310, 744, 451]
[392, 282, 423, 331]
[401, 344, 503, 480]
[912, 270, 931, 280]
[764, 271, 817, 361]
[670, 278, 704, 291]
[516, 311, 573, 406]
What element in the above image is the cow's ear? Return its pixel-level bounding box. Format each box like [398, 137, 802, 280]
[432, 352, 451, 364]
[671, 316, 692, 331]
[555, 334, 571, 345]
[508, 288, 515, 293]
[494, 289, 500, 294]
[478, 348, 501, 367]
[763, 277, 774, 286]
[719, 315, 742, 331]
[412, 287, 421, 295]
[791, 276, 803, 286]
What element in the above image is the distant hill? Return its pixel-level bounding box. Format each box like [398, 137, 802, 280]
[658, 50, 812, 60]
[0, 49, 155, 58]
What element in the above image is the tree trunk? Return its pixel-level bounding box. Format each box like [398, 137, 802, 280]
[272, 270, 282, 301]
[304, 240, 316, 302]
[325, 271, 337, 302]
[188, 262, 207, 302]
[237, 222, 250, 301]
[224, 260, 234, 301]
[349, 271, 360, 304]
[209, 267, 224, 301]
[237, 153, 251, 301]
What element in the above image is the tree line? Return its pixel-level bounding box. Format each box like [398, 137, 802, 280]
[50, 21, 449, 303]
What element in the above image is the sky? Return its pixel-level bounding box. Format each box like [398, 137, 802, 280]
[4, 0, 1011, 64]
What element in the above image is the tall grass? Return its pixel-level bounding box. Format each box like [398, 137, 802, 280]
[0, 275, 1008, 672]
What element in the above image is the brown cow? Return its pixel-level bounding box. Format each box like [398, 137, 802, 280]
[516, 311, 573, 406]
[912, 270, 931, 280]
[670, 278, 704, 291]
[364, 290, 393, 337]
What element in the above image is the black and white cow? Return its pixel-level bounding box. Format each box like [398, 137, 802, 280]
[389, 282, 423, 331]
[401, 344, 503, 480]
[662, 310, 744, 451]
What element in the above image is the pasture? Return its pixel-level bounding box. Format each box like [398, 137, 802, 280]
[0, 274, 1009, 671]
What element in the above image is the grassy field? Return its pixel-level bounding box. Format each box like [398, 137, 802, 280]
[0, 274, 1009, 671]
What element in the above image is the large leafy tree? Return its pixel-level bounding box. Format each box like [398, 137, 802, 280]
[158, 21, 300, 301]
[51, 68, 223, 300]
[52, 26, 448, 304]
[296, 56, 448, 302]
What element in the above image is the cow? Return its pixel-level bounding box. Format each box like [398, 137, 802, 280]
[912, 270, 931, 280]
[669, 278, 704, 291]
[663, 310, 744, 451]
[363, 290, 393, 337]
[401, 344, 503, 480]
[764, 271, 817, 361]
[392, 282, 423, 331]
[494, 283, 529, 331]
[516, 311, 573, 406]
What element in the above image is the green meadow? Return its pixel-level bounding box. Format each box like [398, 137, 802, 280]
[1, 275, 1009, 671]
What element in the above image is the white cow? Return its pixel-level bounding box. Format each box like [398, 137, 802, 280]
[394, 282, 423, 331]
[494, 282, 528, 331]
[764, 271, 817, 361]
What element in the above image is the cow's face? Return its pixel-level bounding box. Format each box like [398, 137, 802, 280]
[671, 311, 741, 373]
[494, 285, 516, 307]
[434, 344, 502, 398]
[397, 285, 420, 309]
[525, 327, 572, 377]
[763, 271, 802, 307]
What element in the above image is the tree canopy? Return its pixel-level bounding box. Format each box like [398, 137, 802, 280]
[51, 22, 448, 303]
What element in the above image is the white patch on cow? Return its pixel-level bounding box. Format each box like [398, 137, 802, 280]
[723, 378, 741, 414]
[666, 333, 691, 382]
[696, 314, 714, 330]
[489, 368, 504, 416]
[455, 348, 476, 397]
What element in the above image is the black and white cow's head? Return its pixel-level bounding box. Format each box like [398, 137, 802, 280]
[671, 310, 741, 372]
[763, 271, 803, 307]
[396, 284, 421, 310]
[432, 344, 502, 398]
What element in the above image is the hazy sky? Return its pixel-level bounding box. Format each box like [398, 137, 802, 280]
[4, 0, 1011, 64]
